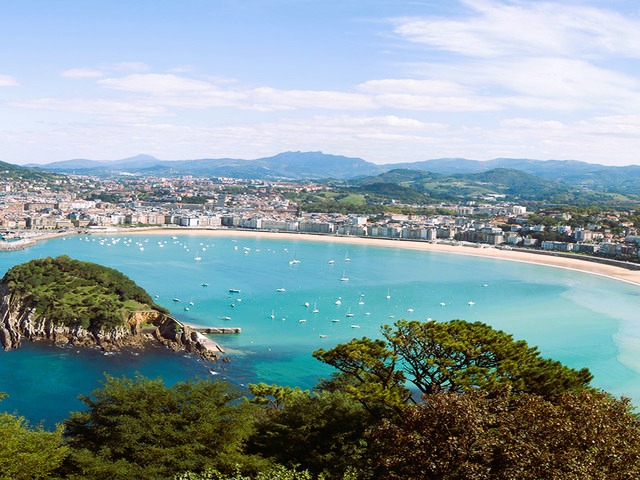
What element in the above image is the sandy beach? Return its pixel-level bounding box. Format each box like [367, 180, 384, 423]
[100, 227, 640, 287]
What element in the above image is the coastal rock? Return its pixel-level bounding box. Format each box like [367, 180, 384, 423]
[0, 288, 221, 361]
[153, 314, 221, 361]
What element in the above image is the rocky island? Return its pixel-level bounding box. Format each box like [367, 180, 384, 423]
[0, 255, 222, 360]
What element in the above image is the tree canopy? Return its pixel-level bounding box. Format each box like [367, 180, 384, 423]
[246, 384, 372, 478]
[1, 319, 636, 480]
[314, 319, 593, 414]
[0, 393, 68, 480]
[367, 388, 640, 480]
[1, 255, 167, 331]
[62, 375, 263, 479]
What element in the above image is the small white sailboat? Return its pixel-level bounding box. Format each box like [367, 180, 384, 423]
[350, 324, 360, 328]
[332, 319, 340, 323]
[407, 308, 414, 313]
[468, 301, 476, 305]
[312, 302, 319, 314]
[439, 302, 446, 306]
[319, 334, 327, 338]
[346, 308, 355, 318]
[194, 256, 202, 261]
[386, 289, 391, 300]
[328, 259, 335, 264]
[298, 319, 307, 323]
[304, 301, 310, 307]
[335, 297, 342, 305]
[269, 310, 275, 319]
[340, 270, 349, 282]
[276, 288, 286, 293]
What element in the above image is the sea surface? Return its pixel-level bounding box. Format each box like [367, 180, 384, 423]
[1, 232, 639, 426]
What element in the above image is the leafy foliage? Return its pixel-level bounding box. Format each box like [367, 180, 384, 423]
[0, 394, 69, 480]
[175, 465, 320, 480]
[1, 256, 168, 331]
[383, 319, 592, 397]
[62, 375, 263, 480]
[313, 338, 411, 417]
[367, 388, 640, 480]
[246, 386, 373, 478]
[314, 320, 592, 414]
[1, 318, 635, 480]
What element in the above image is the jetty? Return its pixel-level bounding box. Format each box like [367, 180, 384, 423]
[192, 326, 241, 335]
[136, 309, 241, 358]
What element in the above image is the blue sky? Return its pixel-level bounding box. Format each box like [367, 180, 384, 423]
[2, 0, 640, 165]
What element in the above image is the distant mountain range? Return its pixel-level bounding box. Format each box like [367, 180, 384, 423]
[20, 151, 640, 198]
[29, 152, 376, 181]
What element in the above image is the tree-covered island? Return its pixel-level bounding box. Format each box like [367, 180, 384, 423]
[0, 256, 219, 359]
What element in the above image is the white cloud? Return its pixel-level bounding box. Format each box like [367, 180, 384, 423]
[394, 0, 640, 59]
[466, 57, 640, 111]
[0, 74, 19, 87]
[247, 87, 375, 111]
[359, 79, 472, 96]
[7, 109, 640, 166]
[109, 61, 150, 72]
[95, 74, 375, 111]
[389, 1, 640, 114]
[61, 68, 104, 79]
[98, 74, 214, 95]
[10, 97, 166, 119]
[375, 93, 500, 112]
[94, 73, 500, 113]
[500, 118, 565, 130]
[358, 78, 500, 111]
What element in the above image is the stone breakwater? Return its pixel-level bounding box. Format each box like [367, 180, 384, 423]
[0, 239, 36, 251]
[0, 292, 223, 361]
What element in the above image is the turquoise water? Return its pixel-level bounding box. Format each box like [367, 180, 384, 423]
[1, 232, 639, 426]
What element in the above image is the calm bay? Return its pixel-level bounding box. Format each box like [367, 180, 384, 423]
[1, 232, 638, 426]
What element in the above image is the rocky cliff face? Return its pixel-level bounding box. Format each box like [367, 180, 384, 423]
[0, 285, 136, 351]
[0, 287, 220, 360]
[153, 314, 222, 361]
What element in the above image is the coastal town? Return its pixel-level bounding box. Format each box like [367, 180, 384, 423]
[1, 170, 640, 266]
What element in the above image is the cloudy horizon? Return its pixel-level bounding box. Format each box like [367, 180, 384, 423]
[2, 0, 640, 166]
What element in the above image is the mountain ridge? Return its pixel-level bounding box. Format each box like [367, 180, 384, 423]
[18, 151, 640, 197]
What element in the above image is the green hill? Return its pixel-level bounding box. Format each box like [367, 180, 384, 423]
[1, 255, 167, 332]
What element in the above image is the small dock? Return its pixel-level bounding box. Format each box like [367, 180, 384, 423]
[193, 327, 241, 334]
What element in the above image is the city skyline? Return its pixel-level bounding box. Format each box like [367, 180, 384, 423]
[2, 0, 640, 166]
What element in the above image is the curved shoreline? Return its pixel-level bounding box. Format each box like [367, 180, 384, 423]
[20, 227, 640, 287]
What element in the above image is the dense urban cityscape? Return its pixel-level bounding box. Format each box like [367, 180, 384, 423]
[2, 168, 640, 267]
